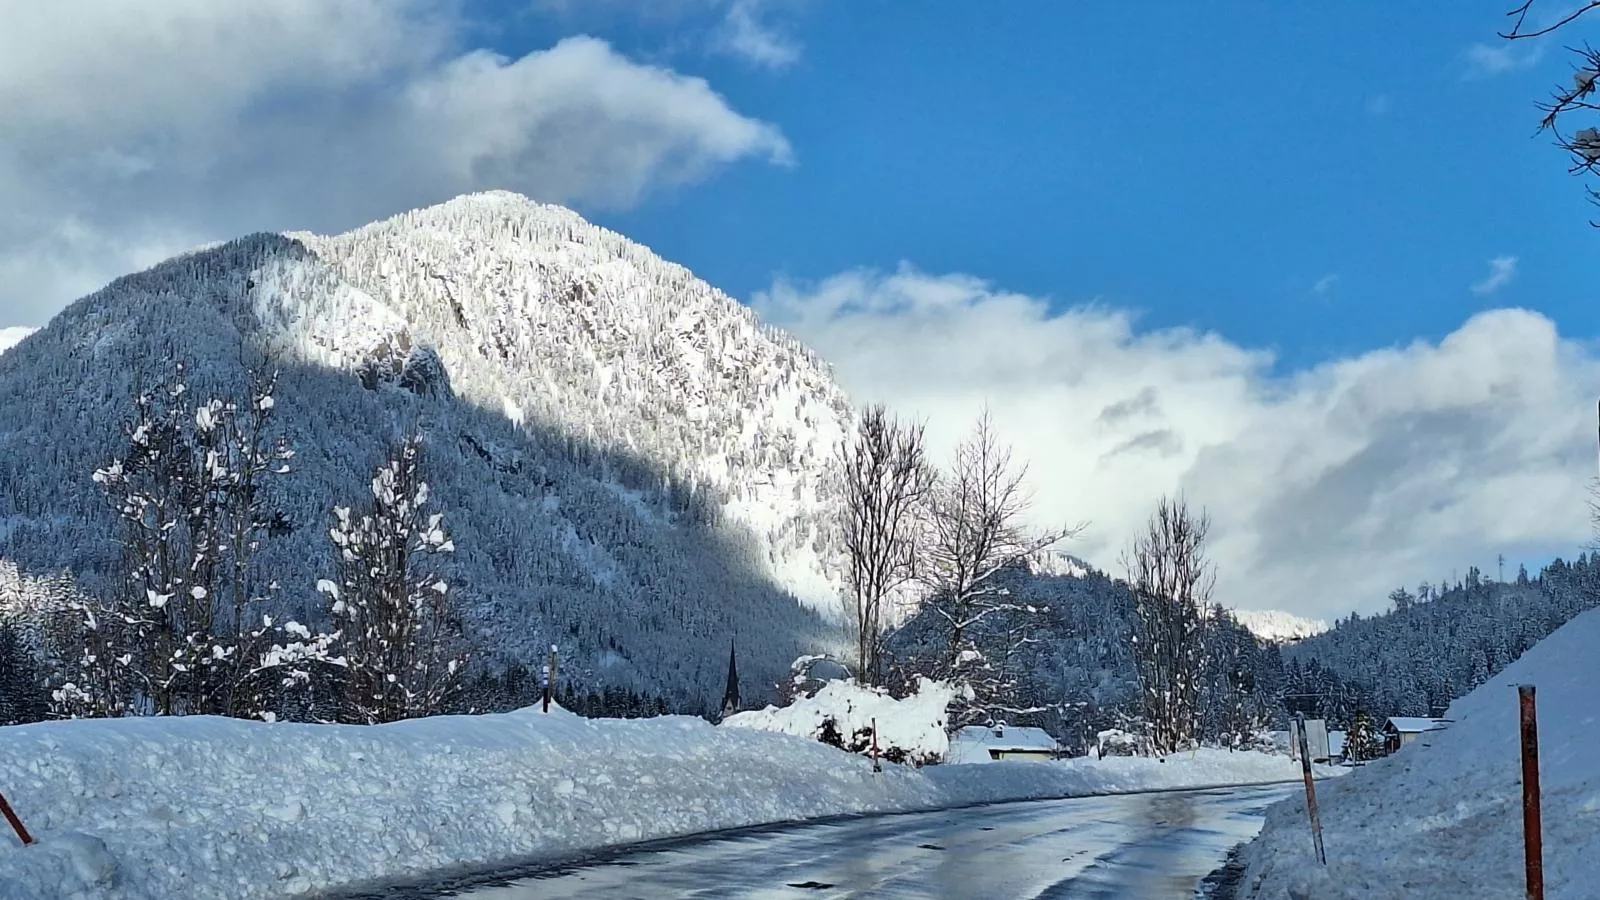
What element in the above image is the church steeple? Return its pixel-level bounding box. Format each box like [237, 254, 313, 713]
[720, 641, 741, 720]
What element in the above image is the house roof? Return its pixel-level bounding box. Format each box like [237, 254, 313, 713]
[951, 724, 1058, 753]
[1384, 717, 1451, 734]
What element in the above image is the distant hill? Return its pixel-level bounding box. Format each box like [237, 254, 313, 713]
[1281, 557, 1600, 723]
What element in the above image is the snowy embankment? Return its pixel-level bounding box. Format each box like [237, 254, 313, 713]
[1235, 606, 1600, 899]
[0, 708, 1327, 900]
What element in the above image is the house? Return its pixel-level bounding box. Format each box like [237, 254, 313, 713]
[947, 723, 1060, 763]
[1382, 717, 1451, 754]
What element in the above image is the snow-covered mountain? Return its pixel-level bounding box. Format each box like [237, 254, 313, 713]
[0, 192, 854, 706]
[1229, 608, 1328, 643]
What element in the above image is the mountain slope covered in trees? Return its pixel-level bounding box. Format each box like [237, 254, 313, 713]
[1280, 557, 1600, 726]
[0, 193, 856, 710]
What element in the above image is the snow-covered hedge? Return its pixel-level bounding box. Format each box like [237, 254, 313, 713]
[722, 677, 955, 765]
[0, 706, 1331, 900]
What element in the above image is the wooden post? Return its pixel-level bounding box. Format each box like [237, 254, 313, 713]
[0, 790, 33, 847]
[871, 717, 881, 773]
[542, 644, 558, 713]
[1294, 712, 1326, 865]
[1519, 685, 1544, 900]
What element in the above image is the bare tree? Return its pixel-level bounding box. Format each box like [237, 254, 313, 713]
[1499, 2, 1600, 219]
[318, 435, 468, 724]
[917, 409, 1079, 721]
[838, 404, 933, 686]
[1125, 495, 1214, 755]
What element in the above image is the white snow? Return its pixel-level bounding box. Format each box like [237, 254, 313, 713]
[1235, 605, 1600, 899]
[947, 723, 1060, 763]
[0, 326, 36, 356]
[722, 677, 956, 765]
[1383, 716, 1450, 734]
[0, 708, 1335, 899]
[1231, 608, 1329, 643]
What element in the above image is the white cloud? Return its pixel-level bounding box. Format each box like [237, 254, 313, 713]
[756, 265, 1599, 622]
[1471, 256, 1518, 295]
[1313, 274, 1339, 295]
[0, 2, 788, 327]
[1464, 42, 1545, 77]
[535, 0, 804, 69]
[0, 326, 35, 356]
[716, 0, 803, 69]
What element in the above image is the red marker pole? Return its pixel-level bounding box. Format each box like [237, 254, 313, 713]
[1519, 685, 1544, 900]
[0, 790, 34, 846]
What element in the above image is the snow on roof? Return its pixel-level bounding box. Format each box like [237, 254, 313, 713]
[1384, 717, 1451, 733]
[951, 724, 1058, 752]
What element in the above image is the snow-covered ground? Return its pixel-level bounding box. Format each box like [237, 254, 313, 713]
[721, 676, 956, 764]
[1235, 605, 1600, 899]
[0, 707, 1334, 900]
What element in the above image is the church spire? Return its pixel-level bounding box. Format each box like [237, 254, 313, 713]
[720, 641, 741, 720]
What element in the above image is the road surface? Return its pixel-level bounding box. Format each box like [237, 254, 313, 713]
[386, 783, 1292, 899]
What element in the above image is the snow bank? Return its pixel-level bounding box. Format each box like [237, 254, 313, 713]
[1236, 605, 1600, 899]
[0, 708, 1327, 900]
[721, 677, 955, 764]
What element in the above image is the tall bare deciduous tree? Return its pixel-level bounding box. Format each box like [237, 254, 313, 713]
[1125, 495, 1214, 755]
[838, 404, 932, 686]
[918, 409, 1078, 721]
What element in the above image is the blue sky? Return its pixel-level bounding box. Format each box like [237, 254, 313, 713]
[2, 0, 1598, 618]
[496, 0, 1600, 371]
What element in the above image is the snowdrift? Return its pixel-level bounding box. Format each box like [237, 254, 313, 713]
[1237, 605, 1600, 899]
[0, 707, 1328, 900]
[721, 677, 956, 764]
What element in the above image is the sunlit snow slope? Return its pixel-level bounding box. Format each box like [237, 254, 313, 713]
[1231, 608, 1329, 643]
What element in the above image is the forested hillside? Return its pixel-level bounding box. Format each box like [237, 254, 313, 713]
[1281, 556, 1600, 726]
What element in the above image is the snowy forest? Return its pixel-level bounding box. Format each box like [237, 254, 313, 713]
[0, 193, 1594, 755]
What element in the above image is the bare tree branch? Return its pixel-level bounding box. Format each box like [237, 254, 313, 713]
[1502, 0, 1600, 40]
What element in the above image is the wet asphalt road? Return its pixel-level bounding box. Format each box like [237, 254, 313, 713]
[417, 783, 1293, 900]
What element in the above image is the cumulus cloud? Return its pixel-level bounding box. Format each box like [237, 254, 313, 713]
[1471, 255, 1518, 295]
[0, 1, 788, 326]
[755, 266, 1599, 622]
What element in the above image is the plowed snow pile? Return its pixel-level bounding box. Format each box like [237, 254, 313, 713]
[1236, 606, 1600, 899]
[0, 705, 1329, 900]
